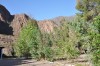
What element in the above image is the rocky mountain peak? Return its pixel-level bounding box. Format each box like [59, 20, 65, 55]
[0, 4, 11, 22]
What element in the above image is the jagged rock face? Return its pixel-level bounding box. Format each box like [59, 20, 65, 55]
[0, 5, 12, 35]
[0, 4, 30, 56]
[10, 14, 29, 36]
[0, 4, 11, 22]
[38, 16, 75, 33]
[38, 20, 55, 33]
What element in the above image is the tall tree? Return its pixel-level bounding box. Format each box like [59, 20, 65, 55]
[76, 0, 100, 21]
[88, 16, 100, 66]
[14, 20, 41, 58]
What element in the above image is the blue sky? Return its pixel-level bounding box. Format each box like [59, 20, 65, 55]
[0, 0, 78, 20]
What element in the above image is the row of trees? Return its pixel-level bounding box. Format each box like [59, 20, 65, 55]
[14, 15, 100, 65]
[14, 19, 79, 61]
[14, 0, 100, 66]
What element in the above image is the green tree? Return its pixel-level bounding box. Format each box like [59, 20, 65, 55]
[88, 16, 100, 66]
[39, 32, 54, 61]
[54, 21, 79, 59]
[14, 20, 41, 59]
[70, 17, 90, 54]
[76, 0, 100, 21]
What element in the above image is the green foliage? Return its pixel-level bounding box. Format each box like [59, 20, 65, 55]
[74, 16, 100, 66]
[38, 33, 55, 61]
[14, 20, 41, 58]
[76, 0, 100, 21]
[42, 47, 54, 61]
[29, 24, 42, 59]
[53, 21, 79, 59]
[88, 16, 100, 66]
[76, 0, 100, 65]
[14, 18, 95, 63]
[14, 19, 55, 61]
[70, 17, 90, 54]
[14, 16, 100, 66]
[71, 15, 100, 66]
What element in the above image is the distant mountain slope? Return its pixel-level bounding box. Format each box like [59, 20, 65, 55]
[38, 16, 75, 33]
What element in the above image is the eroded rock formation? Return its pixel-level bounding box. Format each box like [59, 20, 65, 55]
[38, 20, 55, 33]
[0, 4, 30, 56]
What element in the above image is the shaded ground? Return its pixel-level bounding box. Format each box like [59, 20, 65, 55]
[0, 54, 91, 66]
[0, 59, 37, 66]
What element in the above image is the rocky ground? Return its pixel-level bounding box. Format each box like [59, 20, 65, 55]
[0, 54, 91, 66]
